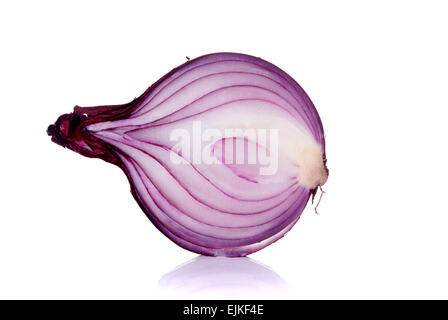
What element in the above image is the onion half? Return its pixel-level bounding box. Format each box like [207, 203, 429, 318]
[47, 53, 328, 257]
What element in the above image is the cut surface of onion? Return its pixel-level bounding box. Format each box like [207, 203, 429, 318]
[47, 53, 328, 257]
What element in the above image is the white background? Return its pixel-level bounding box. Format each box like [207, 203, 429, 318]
[1, 0, 447, 299]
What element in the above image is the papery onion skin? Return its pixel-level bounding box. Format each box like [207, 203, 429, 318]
[47, 52, 328, 257]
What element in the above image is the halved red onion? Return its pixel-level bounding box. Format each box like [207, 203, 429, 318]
[47, 53, 328, 257]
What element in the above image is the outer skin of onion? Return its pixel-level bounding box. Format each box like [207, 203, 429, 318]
[47, 53, 328, 257]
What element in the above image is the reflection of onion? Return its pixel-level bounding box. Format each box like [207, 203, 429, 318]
[47, 53, 327, 256]
[158, 256, 288, 298]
